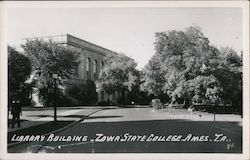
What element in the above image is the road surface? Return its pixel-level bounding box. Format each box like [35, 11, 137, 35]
[8, 107, 242, 153]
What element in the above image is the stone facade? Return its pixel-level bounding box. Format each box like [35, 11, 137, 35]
[44, 34, 119, 103]
[66, 34, 109, 81]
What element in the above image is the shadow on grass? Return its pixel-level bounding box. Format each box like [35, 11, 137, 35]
[22, 106, 119, 111]
[85, 115, 123, 119]
[26, 115, 86, 118]
[121, 105, 149, 108]
[8, 119, 28, 124]
[193, 106, 241, 115]
[26, 115, 123, 119]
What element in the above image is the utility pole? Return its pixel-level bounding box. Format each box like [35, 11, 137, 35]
[51, 44, 58, 124]
[52, 73, 58, 123]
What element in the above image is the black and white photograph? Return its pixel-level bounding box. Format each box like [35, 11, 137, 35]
[0, 1, 249, 160]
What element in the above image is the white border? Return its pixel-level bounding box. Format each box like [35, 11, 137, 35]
[0, 1, 249, 160]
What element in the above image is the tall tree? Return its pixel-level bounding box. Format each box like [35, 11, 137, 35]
[141, 26, 226, 104]
[215, 47, 242, 111]
[97, 52, 139, 105]
[22, 39, 80, 106]
[8, 46, 32, 105]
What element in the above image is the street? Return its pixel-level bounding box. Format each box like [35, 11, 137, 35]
[8, 106, 242, 153]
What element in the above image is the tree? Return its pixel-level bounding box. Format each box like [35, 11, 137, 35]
[8, 46, 32, 105]
[97, 52, 139, 105]
[65, 80, 98, 106]
[124, 70, 154, 105]
[22, 39, 80, 106]
[141, 26, 226, 104]
[140, 53, 166, 96]
[215, 47, 242, 111]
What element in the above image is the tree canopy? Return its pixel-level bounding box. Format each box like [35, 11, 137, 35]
[66, 80, 98, 106]
[141, 26, 242, 107]
[22, 39, 80, 106]
[8, 46, 32, 104]
[97, 52, 139, 104]
[215, 47, 242, 108]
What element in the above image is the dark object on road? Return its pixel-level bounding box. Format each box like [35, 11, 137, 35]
[11, 99, 22, 128]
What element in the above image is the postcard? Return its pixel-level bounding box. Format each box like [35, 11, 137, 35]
[0, 1, 249, 160]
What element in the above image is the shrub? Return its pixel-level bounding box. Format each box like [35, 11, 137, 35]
[65, 80, 98, 106]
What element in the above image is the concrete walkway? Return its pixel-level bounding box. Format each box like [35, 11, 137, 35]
[8, 106, 242, 133]
[83, 107, 242, 124]
[8, 106, 111, 133]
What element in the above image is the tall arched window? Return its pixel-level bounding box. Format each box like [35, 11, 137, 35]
[101, 61, 104, 69]
[94, 60, 98, 73]
[86, 58, 90, 71]
[93, 60, 98, 80]
[86, 58, 91, 79]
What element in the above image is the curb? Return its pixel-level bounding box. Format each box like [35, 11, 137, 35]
[8, 108, 106, 149]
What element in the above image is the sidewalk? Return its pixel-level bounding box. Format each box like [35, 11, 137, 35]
[8, 106, 109, 133]
[83, 107, 242, 125]
[8, 106, 242, 133]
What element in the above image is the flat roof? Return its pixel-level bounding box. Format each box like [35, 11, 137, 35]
[26, 34, 118, 56]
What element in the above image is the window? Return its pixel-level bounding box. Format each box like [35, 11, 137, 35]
[86, 58, 91, 79]
[94, 60, 98, 73]
[94, 60, 98, 80]
[86, 58, 91, 71]
[101, 61, 104, 69]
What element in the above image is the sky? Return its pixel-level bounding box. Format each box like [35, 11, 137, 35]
[7, 7, 242, 69]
